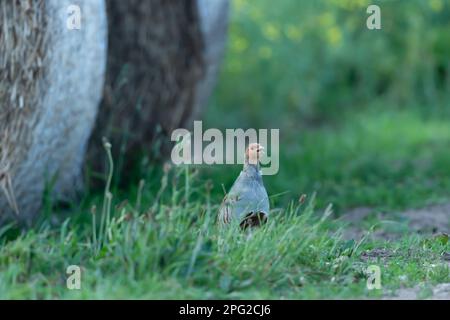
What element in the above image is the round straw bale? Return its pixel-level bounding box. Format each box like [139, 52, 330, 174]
[0, 0, 107, 223]
[88, 0, 229, 175]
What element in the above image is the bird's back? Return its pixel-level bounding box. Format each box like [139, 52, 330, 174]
[218, 164, 269, 226]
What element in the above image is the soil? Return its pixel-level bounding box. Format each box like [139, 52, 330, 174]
[340, 204, 450, 241]
[384, 283, 450, 300]
[340, 203, 450, 300]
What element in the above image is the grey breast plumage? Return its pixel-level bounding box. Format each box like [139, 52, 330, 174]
[219, 164, 270, 227]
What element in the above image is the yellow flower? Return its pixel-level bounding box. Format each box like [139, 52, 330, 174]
[430, 0, 443, 12]
[285, 25, 303, 41]
[250, 7, 263, 21]
[263, 23, 280, 41]
[319, 12, 334, 27]
[231, 36, 248, 53]
[327, 27, 342, 46]
[330, 0, 369, 10]
[234, 0, 245, 11]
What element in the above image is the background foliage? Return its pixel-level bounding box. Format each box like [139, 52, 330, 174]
[210, 0, 450, 125]
[204, 0, 450, 213]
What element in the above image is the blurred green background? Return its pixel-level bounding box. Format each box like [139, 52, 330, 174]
[203, 0, 450, 214]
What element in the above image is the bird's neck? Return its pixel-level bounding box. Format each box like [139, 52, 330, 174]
[243, 161, 260, 173]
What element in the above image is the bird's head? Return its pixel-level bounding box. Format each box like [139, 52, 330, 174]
[245, 143, 264, 165]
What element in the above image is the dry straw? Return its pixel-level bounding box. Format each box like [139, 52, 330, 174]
[0, 0, 48, 214]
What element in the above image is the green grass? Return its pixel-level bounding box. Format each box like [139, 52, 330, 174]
[0, 114, 449, 299]
[0, 179, 447, 299]
[204, 107, 450, 214]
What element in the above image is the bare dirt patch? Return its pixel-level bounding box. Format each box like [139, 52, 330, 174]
[384, 283, 450, 300]
[402, 204, 450, 234]
[340, 204, 450, 300]
[340, 203, 450, 241]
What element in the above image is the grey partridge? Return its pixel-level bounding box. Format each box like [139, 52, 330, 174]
[218, 143, 270, 229]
